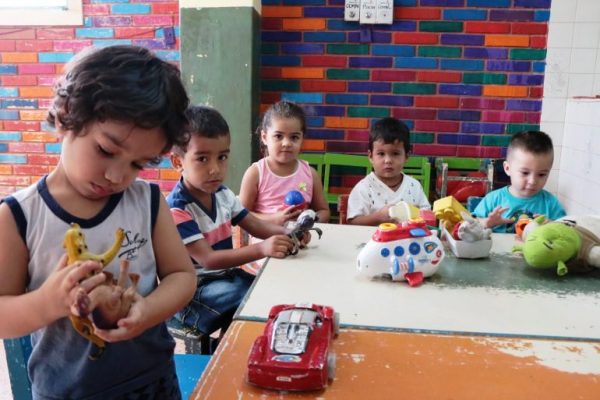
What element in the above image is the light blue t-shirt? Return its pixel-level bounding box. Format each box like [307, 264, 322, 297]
[473, 186, 566, 233]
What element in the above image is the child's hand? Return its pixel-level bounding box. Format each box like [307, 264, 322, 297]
[486, 206, 513, 228]
[377, 205, 394, 224]
[298, 231, 312, 248]
[93, 291, 146, 342]
[260, 234, 294, 258]
[273, 205, 303, 225]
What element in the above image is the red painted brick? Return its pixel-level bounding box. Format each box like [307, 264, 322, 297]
[530, 36, 547, 48]
[36, 28, 75, 40]
[393, 32, 439, 44]
[138, 169, 159, 180]
[392, 108, 437, 120]
[478, 146, 504, 158]
[261, 67, 282, 79]
[157, 180, 176, 192]
[83, 4, 110, 15]
[1, 75, 37, 86]
[0, 176, 30, 186]
[38, 99, 53, 109]
[417, 71, 461, 83]
[13, 165, 50, 175]
[0, 28, 35, 39]
[15, 40, 53, 52]
[28, 154, 60, 165]
[3, 121, 40, 131]
[460, 98, 505, 110]
[415, 120, 459, 132]
[38, 76, 58, 86]
[115, 27, 156, 39]
[260, 93, 282, 104]
[151, 2, 179, 14]
[0, 40, 16, 51]
[512, 23, 547, 35]
[262, 18, 283, 31]
[346, 130, 369, 141]
[457, 145, 484, 158]
[132, 15, 172, 26]
[395, 7, 441, 20]
[53, 40, 93, 52]
[303, 55, 347, 67]
[0, 187, 16, 197]
[301, 80, 346, 92]
[524, 112, 541, 123]
[18, 64, 56, 75]
[415, 96, 459, 108]
[9, 142, 45, 153]
[465, 22, 511, 34]
[530, 87, 544, 98]
[482, 111, 525, 123]
[372, 70, 416, 81]
[413, 144, 457, 157]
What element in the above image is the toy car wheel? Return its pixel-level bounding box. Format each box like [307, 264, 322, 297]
[333, 312, 340, 337]
[327, 352, 336, 381]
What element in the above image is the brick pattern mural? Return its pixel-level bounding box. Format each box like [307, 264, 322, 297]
[0, 1, 180, 196]
[259, 0, 550, 160]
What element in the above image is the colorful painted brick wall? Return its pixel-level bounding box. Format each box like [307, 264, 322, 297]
[260, 0, 550, 160]
[0, 1, 180, 197]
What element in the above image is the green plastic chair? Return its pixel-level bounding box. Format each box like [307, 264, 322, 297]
[298, 153, 325, 177]
[404, 156, 432, 198]
[434, 157, 494, 198]
[322, 153, 373, 205]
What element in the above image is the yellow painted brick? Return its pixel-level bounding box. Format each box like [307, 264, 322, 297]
[485, 35, 529, 47]
[20, 110, 49, 121]
[302, 140, 325, 152]
[262, 6, 302, 18]
[20, 86, 53, 98]
[160, 168, 180, 181]
[325, 117, 369, 129]
[1, 52, 37, 63]
[283, 18, 326, 31]
[483, 85, 528, 97]
[22, 131, 58, 142]
[281, 67, 324, 79]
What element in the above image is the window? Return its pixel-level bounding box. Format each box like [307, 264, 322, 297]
[0, 0, 82, 26]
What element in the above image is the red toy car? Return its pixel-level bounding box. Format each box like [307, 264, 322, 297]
[247, 303, 339, 391]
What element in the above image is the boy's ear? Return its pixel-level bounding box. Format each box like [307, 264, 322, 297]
[503, 159, 511, 176]
[170, 152, 183, 171]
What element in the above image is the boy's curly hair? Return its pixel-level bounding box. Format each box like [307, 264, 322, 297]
[369, 117, 411, 154]
[508, 130, 554, 156]
[47, 45, 190, 152]
[172, 106, 230, 154]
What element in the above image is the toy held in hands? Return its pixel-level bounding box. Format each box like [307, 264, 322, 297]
[356, 221, 444, 287]
[247, 303, 339, 391]
[284, 189, 307, 209]
[287, 209, 323, 255]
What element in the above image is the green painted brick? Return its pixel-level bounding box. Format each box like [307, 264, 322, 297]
[420, 21, 463, 32]
[327, 44, 369, 55]
[419, 46, 461, 58]
[510, 49, 547, 60]
[463, 73, 507, 84]
[411, 133, 435, 144]
[261, 43, 278, 54]
[261, 79, 300, 92]
[348, 107, 389, 118]
[327, 69, 370, 80]
[482, 135, 511, 147]
[507, 124, 540, 134]
[393, 83, 436, 94]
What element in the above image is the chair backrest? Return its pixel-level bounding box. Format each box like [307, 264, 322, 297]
[322, 153, 372, 205]
[298, 153, 325, 177]
[403, 156, 431, 198]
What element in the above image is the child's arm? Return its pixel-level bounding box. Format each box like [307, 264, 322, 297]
[239, 164, 301, 225]
[95, 196, 196, 342]
[309, 167, 331, 223]
[480, 205, 512, 229]
[348, 205, 392, 226]
[0, 204, 106, 338]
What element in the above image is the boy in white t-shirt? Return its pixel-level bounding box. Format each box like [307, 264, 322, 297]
[348, 117, 430, 226]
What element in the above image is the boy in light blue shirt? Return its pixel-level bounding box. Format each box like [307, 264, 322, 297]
[473, 130, 566, 233]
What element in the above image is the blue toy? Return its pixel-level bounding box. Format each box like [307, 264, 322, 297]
[284, 190, 305, 207]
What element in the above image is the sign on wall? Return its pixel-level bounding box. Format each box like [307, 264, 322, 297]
[345, 0, 392, 24]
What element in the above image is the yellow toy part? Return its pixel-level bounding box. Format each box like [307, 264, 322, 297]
[388, 201, 420, 223]
[433, 196, 469, 230]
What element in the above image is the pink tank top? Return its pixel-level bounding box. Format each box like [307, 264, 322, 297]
[253, 158, 313, 213]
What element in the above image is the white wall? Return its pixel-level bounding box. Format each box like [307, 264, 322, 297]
[541, 0, 600, 213]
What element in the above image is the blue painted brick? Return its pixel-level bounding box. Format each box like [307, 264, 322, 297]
[39, 52, 74, 63]
[506, 100, 542, 111]
[350, 57, 392, 68]
[158, 158, 172, 169]
[348, 82, 391, 92]
[0, 154, 26, 164]
[45, 143, 62, 154]
[439, 110, 481, 121]
[464, 47, 507, 59]
[348, 31, 391, 43]
[261, 55, 301, 67]
[41, 122, 55, 132]
[326, 94, 368, 105]
[0, 132, 21, 141]
[0, 143, 7, 152]
[93, 39, 132, 47]
[330, 0, 344, 4]
[384, 21, 417, 32]
[2, 99, 37, 109]
[467, 0, 509, 6]
[327, 20, 360, 30]
[421, 0, 463, 6]
[0, 110, 19, 120]
[515, 0, 550, 8]
[282, 0, 326, 5]
[394, 57, 437, 69]
[262, 32, 302, 42]
[84, 17, 93, 28]
[304, 32, 345, 43]
[310, 106, 346, 116]
[487, 60, 531, 72]
[394, 0, 417, 5]
[441, 59, 484, 71]
[304, 7, 343, 18]
[463, 123, 504, 134]
[533, 61, 546, 73]
[444, 9, 487, 20]
[534, 10, 550, 22]
[371, 95, 413, 107]
[0, 88, 18, 97]
[305, 129, 345, 140]
[438, 134, 480, 145]
[282, 93, 323, 103]
[490, 10, 534, 22]
[281, 43, 324, 54]
[439, 84, 482, 96]
[76, 28, 114, 38]
[155, 51, 179, 61]
[508, 74, 543, 85]
[111, 4, 150, 14]
[306, 116, 324, 127]
[0, 65, 17, 75]
[156, 27, 180, 38]
[372, 45, 414, 57]
[441, 34, 484, 46]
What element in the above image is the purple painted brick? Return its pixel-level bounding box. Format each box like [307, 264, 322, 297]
[305, 129, 345, 140]
[487, 60, 531, 72]
[508, 74, 544, 85]
[282, 43, 324, 54]
[464, 47, 507, 59]
[304, 7, 344, 18]
[439, 84, 482, 96]
[506, 100, 542, 111]
[329, 0, 344, 4]
[421, 0, 464, 6]
[348, 82, 391, 92]
[439, 110, 481, 121]
[440, 34, 484, 46]
[132, 39, 169, 49]
[349, 57, 392, 68]
[515, 0, 550, 8]
[463, 122, 504, 134]
[438, 134, 481, 145]
[371, 95, 413, 107]
[94, 16, 131, 27]
[348, 31, 391, 43]
[490, 10, 534, 21]
[307, 105, 346, 116]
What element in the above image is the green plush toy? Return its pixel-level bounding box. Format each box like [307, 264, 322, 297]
[512, 216, 600, 276]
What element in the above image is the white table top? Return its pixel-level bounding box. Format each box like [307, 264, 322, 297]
[237, 223, 600, 341]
